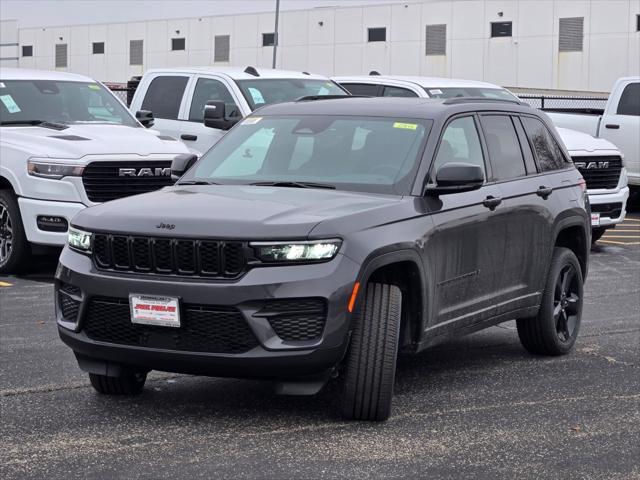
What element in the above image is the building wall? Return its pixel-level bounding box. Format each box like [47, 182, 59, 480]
[14, 0, 640, 92]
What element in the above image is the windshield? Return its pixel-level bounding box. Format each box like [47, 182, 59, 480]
[0, 80, 138, 127]
[424, 87, 519, 101]
[182, 115, 431, 195]
[235, 79, 347, 110]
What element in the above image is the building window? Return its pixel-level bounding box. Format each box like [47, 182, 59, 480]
[262, 33, 275, 47]
[55, 44, 67, 68]
[636, 14, 639, 31]
[171, 38, 185, 51]
[490, 21, 512, 38]
[214, 35, 230, 62]
[368, 27, 386, 42]
[21, 45, 33, 57]
[92, 42, 104, 55]
[426, 24, 446, 55]
[130, 40, 143, 65]
[559, 17, 584, 52]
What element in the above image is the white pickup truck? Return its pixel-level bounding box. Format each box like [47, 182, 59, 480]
[0, 68, 190, 273]
[129, 66, 347, 155]
[544, 77, 639, 194]
[334, 74, 629, 241]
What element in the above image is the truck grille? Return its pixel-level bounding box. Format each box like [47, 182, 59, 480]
[92, 234, 248, 278]
[255, 299, 327, 342]
[572, 156, 622, 190]
[82, 161, 173, 203]
[82, 297, 259, 354]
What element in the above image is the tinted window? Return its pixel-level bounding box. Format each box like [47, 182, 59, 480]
[92, 42, 104, 54]
[617, 83, 640, 116]
[171, 38, 185, 51]
[368, 28, 386, 42]
[432, 116, 485, 180]
[481, 115, 526, 181]
[521, 117, 566, 171]
[22, 45, 33, 57]
[383, 86, 418, 98]
[491, 22, 512, 37]
[188, 78, 238, 122]
[340, 83, 380, 96]
[141, 76, 188, 120]
[262, 33, 275, 47]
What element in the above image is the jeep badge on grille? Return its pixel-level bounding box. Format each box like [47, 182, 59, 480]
[118, 167, 172, 177]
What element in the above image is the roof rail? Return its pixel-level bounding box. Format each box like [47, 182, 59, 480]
[295, 94, 368, 102]
[442, 97, 526, 106]
[244, 66, 259, 77]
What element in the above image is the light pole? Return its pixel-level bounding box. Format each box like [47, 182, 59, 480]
[272, 0, 280, 68]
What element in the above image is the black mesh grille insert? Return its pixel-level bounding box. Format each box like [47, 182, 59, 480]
[92, 234, 247, 279]
[572, 156, 622, 190]
[82, 161, 173, 203]
[58, 283, 81, 322]
[256, 299, 327, 342]
[83, 297, 259, 354]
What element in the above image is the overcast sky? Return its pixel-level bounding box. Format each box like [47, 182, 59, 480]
[1, 0, 413, 28]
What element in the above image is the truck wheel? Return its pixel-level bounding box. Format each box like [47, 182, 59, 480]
[0, 190, 31, 274]
[89, 372, 147, 395]
[591, 227, 606, 244]
[339, 283, 401, 421]
[517, 247, 583, 356]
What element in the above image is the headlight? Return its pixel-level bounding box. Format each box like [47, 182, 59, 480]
[67, 227, 92, 252]
[28, 161, 84, 179]
[251, 239, 341, 263]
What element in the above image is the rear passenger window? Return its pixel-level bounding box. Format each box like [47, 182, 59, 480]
[481, 115, 526, 181]
[141, 76, 188, 120]
[521, 117, 567, 171]
[382, 86, 418, 98]
[340, 83, 380, 96]
[188, 77, 238, 122]
[616, 83, 640, 116]
[432, 116, 485, 180]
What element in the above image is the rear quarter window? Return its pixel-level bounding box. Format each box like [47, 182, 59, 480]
[521, 117, 567, 172]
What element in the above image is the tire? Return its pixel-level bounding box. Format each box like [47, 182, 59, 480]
[339, 283, 402, 421]
[89, 371, 147, 395]
[591, 227, 607, 244]
[517, 247, 583, 356]
[0, 190, 31, 274]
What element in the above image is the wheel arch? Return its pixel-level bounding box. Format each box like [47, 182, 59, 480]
[553, 217, 590, 280]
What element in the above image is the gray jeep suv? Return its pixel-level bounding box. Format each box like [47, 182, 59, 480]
[56, 97, 590, 421]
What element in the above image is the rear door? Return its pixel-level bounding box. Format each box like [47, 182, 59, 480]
[137, 74, 191, 142]
[179, 75, 244, 155]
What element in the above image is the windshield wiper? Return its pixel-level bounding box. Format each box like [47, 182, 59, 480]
[249, 181, 336, 190]
[0, 120, 68, 130]
[177, 180, 220, 186]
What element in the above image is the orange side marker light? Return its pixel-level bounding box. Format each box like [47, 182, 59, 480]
[348, 282, 361, 313]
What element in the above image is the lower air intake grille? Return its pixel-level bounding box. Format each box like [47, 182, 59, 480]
[82, 297, 259, 354]
[257, 299, 327, 341]
[58, 283, 81, 322]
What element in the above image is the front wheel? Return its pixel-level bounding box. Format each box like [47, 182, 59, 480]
[517, 247, 584, 356]
[339, 283, 402, 421]
[0, 190, 31, 274]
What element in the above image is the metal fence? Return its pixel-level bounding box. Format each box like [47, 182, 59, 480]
[109, 87, 135, 106]
[517, 94, 608, 112]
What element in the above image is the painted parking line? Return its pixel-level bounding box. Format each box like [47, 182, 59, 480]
[599, 240, 640, 246]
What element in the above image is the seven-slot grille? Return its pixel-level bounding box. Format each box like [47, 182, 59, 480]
[82, 161, 173, 203]
[93, 234, 247, 278]
[572, 156, 622, 190]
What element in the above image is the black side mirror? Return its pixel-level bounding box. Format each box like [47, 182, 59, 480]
[204, 101, 240, 130]
[171, 153, 198, 182]
[425, 162, 485, 195]
[135, 110, 154, 128]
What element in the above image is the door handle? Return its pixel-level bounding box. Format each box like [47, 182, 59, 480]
[482, 195, 502, 211]
[180, 134, 198, 141]
[536, 186, 553, 199]
[605, 124, 620, 129]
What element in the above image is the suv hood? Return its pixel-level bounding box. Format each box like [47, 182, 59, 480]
[73, 185, 409, 239]
[1, 124, 189, 159]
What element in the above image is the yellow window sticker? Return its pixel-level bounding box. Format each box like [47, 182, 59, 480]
[0, 94, 21, 113]
[88, 84, 101, 90]
[242, 116, 262, 125]
[393, 122, 418, 130]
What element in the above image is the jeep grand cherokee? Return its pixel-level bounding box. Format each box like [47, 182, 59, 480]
[56, 97, 590, 421]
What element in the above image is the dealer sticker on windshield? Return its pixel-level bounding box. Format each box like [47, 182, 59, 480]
[130, 294, 180, 328]
[393, 122, 418, 130]
[0, 94, 21, 113]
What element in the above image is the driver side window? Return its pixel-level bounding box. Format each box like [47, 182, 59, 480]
[431, 116, 485, 181]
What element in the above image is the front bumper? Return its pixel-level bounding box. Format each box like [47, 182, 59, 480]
[56, 247, 360, 379]
[588, 186, 629, 228]
[19, 197, 85, 246]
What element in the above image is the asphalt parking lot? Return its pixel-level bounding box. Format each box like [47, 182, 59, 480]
[1, 217, 639, 480]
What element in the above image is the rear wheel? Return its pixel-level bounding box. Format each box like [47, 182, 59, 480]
[89, 371, 147, 395]
[0, 190, 31, 274]
[517, 247, 583, 356]
[339, 283, 401, 421]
